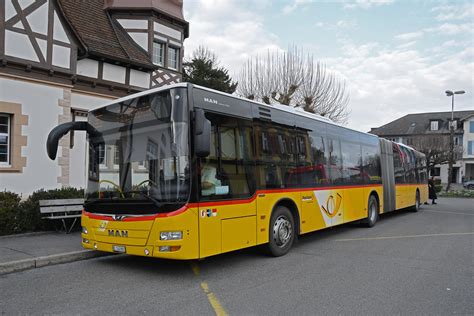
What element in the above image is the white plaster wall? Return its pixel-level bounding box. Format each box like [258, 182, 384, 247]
[154, 22, 181, 40]
[463, 118, 474, 158]
[129, 70, 150, 88]
[53, 11, 70, 44]
[77, 59, 99, 78]
[26, 0, 49, 35]
[128, 32, 148, 51]
[0, 78, 64, 196]
[437, 162, 462, 184]
[69, 93, 115, 189]
[5, 30, 39, 62]
[117, 19, 148, 29]
[52, 45, 70, 69]
[102, 63, 126, 84]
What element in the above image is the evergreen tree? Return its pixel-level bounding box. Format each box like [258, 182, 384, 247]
[183, 46, 237, 94]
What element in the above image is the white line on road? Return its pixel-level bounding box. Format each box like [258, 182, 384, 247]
[423, 210, 474, 216]
[335, 232, 474, 242]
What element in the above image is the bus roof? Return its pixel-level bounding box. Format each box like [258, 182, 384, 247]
[89, 82, 377, 139]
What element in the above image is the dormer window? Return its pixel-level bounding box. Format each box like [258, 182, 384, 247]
[450, 120, 457, 130]
[430, 120, 439, 131]
[152, 41, 165, 66]
[168, 47, 179, 70]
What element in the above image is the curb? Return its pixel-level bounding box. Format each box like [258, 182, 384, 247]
[0, 231, 53, 240]
[0, 250, 113, 275]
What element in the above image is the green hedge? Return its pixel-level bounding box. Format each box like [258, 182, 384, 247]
[435, 185, 443, 193]
[0, 188, 84, 236]
[438, 190, 474, 198]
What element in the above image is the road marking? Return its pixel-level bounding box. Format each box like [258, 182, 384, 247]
[423, 210, 474, 216]
[335, 232, 474, 242]
[189, 262, 228, 316]
[190, 261, 200, 276]
[200, 282, 228, 316]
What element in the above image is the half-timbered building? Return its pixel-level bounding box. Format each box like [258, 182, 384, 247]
[0, 0, 189, 195]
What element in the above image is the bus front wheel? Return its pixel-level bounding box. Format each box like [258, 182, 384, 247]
[363, 195, 379, 228]
[266, 206, 295, 257]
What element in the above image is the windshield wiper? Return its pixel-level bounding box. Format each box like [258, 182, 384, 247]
[124, 191, 161, 207]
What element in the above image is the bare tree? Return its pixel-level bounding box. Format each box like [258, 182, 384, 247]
[411, 135, 462, 179]
[191, 46, 217, 64]
[238, 46, 350, 123]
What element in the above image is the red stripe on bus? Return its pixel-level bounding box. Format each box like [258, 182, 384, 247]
[83, 205, 190, 222]
[260, 183, 382, 194]
[82, 184, 383, 221]
[82, 211, 113, 221]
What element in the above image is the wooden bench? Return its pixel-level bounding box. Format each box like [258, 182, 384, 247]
[39, 199, 84, 233]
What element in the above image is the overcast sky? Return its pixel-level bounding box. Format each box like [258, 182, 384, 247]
[183, 0, 473, 132]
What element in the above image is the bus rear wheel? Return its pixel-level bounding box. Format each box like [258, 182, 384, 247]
[266, 206, 295, 257]
[363, 195, 379, 227]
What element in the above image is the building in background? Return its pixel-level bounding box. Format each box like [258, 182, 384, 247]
[370, 110, 474, 184]
[0, 0, 189, 195]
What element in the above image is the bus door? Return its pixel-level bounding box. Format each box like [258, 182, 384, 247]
[197, 115, 257, 258]
[296, 131, 330, 232]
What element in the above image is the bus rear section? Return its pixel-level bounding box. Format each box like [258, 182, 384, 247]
[380, 138, 428, 213]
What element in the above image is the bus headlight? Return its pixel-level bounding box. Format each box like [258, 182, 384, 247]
[82, 227, 88, 234]
[160, 231, 182, 240]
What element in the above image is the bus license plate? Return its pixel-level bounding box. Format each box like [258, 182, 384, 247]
[113, 245, 126, 253]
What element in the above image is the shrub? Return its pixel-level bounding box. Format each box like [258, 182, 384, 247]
[0, 191, 22, 235]
[435, 185, 443, 193]
[438, 190, 474, 198]
[0, 187, 84, 236]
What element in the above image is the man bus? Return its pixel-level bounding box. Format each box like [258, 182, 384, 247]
[46, 83, 428, 259]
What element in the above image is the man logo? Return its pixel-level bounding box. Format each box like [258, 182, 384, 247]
[108, 230, 128, 238]
[204, 97, 218, 104]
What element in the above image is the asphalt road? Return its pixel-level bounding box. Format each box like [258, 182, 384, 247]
[1, 198, 472, 315]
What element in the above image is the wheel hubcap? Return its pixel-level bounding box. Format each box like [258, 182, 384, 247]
[273, 216, 292, 247]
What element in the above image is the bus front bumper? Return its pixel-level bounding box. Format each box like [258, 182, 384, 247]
[80, 208, 199, 260]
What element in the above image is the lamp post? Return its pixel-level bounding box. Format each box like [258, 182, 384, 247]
[445, 90, 465, 191]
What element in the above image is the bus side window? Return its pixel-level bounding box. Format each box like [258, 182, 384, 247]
[327, 138, 343, 185]
[200, 116, 255, 200]
[393, 144, 405, 184]
[256, 124, 283, 189]
[341, 141, 363, 185]
[297, 131, 328, 187]
[362, 145, 381, 184]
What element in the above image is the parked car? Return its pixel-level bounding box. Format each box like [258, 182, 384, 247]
[463, 180, 474, 190]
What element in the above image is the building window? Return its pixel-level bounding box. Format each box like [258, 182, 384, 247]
[469, 141, 473, 155]
[168, 46, 179, 70]
[113, 145, 120, 168]
[152, 41, 164, 66]
[454, 136, 462, 146]
[430, 167, 440, 177]
[0, 114, 10, 165]
[430, 120, 438, 131]
[470, 121, 474, 133]
[98, 144, 106, 167]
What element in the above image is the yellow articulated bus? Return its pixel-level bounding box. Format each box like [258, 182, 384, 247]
[46, 83, 428, 259]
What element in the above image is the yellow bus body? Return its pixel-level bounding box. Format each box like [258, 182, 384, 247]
[81, 183, 426, 260]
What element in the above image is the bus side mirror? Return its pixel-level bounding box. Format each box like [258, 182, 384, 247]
[46, 121, 100, 160]
[194, 108, 211, 157]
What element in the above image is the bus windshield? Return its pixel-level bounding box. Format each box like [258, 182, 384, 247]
[85, 88, 189, 214]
